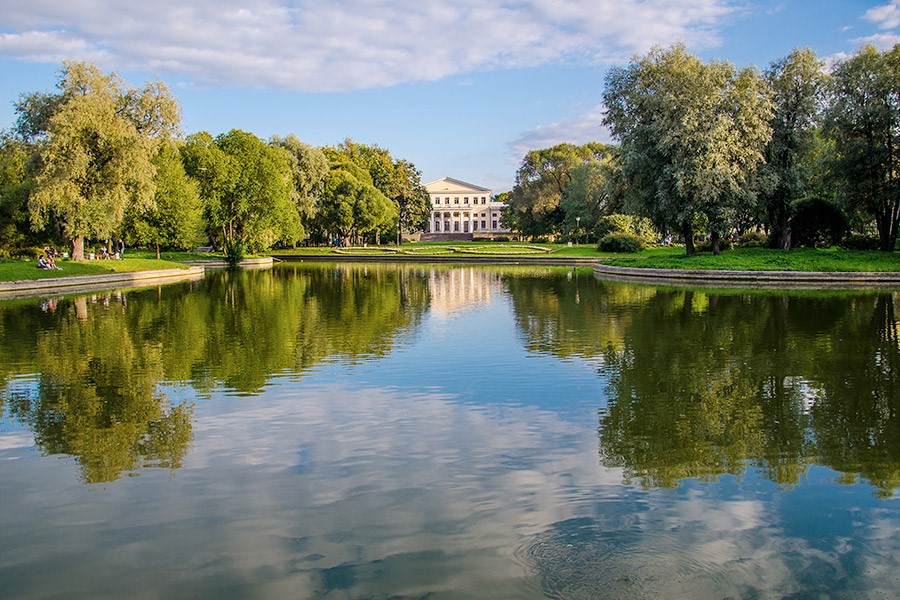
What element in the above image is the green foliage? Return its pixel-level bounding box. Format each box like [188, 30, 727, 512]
[123, 142, 205, 255]
[225, 240, 245, 264]
[507, 142, 613, 238]
[737, 231, 768, 248]
[595, 213, 657, 243]
[825, 44, 900, 251]
[182, 129, 296, 253]
[840, 234, 881, 251]
[598, 233, 645, 253]
[760, 48, 828, 249]
[603, 44, 773, 254]
[790, 196, 848, 247]
[21, 61, 180, 260]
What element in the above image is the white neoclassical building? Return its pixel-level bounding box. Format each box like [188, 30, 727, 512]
[424, 177, 510, 237]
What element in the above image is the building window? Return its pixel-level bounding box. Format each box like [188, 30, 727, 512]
[454, 197, 459, 204]
[481, 198, 486, 204]
[473, 221, 478, 230]
[492, 220, 498, 229]
[481, 220, 486, 229]
[464, 197, 469, 203]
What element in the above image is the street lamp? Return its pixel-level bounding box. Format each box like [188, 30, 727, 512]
[575, 216, 581, 245]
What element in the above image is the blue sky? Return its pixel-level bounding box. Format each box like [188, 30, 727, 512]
[0, 0, 898, 191]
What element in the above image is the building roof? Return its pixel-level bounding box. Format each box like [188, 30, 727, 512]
[423, 177, 492, 194]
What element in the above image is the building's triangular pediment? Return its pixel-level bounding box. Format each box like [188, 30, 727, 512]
[424, 177, 492, 195]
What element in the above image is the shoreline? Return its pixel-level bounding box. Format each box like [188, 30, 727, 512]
[4, 257, 900, 299]
[593, 263, 900, 289]
[0, 266, 206, 300]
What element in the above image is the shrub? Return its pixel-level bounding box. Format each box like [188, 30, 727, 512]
[791, 197, 848, 248]
[696, 238, 733, 252]
[225, 241, 245, 265]
[598, 233, 645, 253]
[738, 231, 768, 248]
[595, 214, 657, 244]
[840, 234, 880, 251]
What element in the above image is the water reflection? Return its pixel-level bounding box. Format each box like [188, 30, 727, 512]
[0, 264, 432, 482]
[504, 271, 900, 496]
[1, 265, 900, 598]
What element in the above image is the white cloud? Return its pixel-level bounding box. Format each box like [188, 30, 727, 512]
[865, 0, 900, 30]
[0, 0, 735, 92]
[851, 32, 900, 50]
[507, 104, 613, 163]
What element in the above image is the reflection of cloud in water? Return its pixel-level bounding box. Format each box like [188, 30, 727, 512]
[5, 380, 900, 598]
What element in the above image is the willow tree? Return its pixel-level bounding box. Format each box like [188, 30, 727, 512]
[825, 44, 900, 251]
[603, 44, 773, 254]
[20, 61, 180, 260]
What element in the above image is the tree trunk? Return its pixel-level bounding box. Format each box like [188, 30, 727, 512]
[682, 221, 695, 255]
[71, 236, 85, 261]
[711, 231, 721, 256]
[156, 244, 161, 260]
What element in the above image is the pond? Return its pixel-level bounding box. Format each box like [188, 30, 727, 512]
[1, 262, 899, 599]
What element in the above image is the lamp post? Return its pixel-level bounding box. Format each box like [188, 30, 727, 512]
[575, 216, 581, 245]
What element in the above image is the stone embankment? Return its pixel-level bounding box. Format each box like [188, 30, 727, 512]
[0, 267, 206, 300]
[593, 263, 900, 289]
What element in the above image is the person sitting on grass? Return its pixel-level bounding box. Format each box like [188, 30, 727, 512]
[47, 254, 61, 270]
[37, 255, 49, 269]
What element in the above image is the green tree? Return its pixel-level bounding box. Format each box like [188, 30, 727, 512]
[559, 150, 626, 242]
[761, 48, 828, 250]
[0, 136, 37, 252]
[182, 130, 296, 256]
[603, 44, 773, 254]
[20, 61, 180, 260]
[270, 133, 329, 243]
[825, 44, 900, 251]
[507, 142, 611, 239]
[123, 143, 205, 258]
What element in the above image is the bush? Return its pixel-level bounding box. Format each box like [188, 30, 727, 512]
[598, 233, 645, 253]
[738, 231, 768, 248]
[840, 234, 880, 251]
[595, 214, 657, 244]
[224, 241, 245, 265]
[791, 197, 847, 248]
[696, 238, 733, 252]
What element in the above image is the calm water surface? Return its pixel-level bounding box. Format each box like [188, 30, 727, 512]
[1, 263, 899, 599]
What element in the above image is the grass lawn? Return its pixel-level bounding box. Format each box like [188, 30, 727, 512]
[271, 242, 900, 271]
[270, 242, 602, 257]
[603, 245, 900, 272]
[0, 257, 190, 282]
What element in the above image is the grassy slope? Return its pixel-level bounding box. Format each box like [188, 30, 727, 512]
[0, 257, 189, 282]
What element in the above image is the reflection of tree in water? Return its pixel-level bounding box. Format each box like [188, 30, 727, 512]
[2, 295, 192, 483]
[597, 289, 900, 495]
[0, 264, 431, 482]
[505, 271, 900, 496]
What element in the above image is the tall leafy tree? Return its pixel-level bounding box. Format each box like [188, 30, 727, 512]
[182, 130, 296, 255]
[507, 142, 611, 239]
[270, 133, 329, 242]
[20, 61, 180, 260]
[0, 136, 37, 251]
[325, 139, 427, 243]
[603, 44, 773, 254]
[559, 149, 625, 241]
[825, 44, 900, 251]
[761, 48, 828, 250]
[123, 143, 205, 258]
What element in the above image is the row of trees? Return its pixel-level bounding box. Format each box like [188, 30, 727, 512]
[0, 61, 432, 260]
[505, 43, 900, 253]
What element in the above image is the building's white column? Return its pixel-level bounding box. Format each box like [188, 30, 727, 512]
[429, 212, 435, 233]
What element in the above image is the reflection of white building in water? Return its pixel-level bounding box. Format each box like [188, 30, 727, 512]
[428, 268, 503, 318]
[424, 177, 511, 238]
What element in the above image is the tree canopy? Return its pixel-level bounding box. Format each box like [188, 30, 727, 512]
[603, 44, 773, 254]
